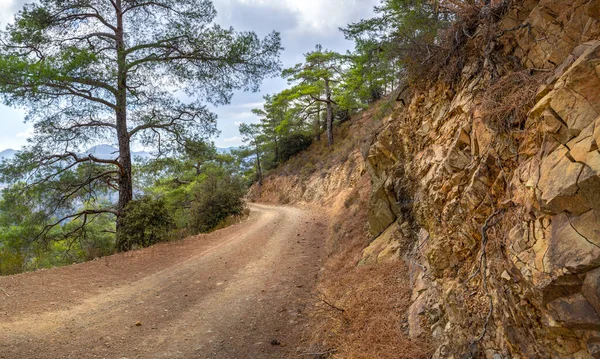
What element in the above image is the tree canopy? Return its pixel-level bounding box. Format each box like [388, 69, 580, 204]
[0, 0, 282, 248]
[282, 45, 345, 147]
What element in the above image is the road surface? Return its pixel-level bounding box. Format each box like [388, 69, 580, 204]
[0, 204, 327, 359]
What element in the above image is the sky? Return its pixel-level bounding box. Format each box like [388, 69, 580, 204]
[0, 0, 378, 150]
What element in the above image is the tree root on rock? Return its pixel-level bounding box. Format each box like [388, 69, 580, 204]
[469, 208, 506, 346]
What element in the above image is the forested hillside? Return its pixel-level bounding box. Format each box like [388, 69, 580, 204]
[2, 0, 600, 358]
[0, 0, 277, 274]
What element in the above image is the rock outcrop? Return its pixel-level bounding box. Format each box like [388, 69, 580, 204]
[251, 1, 600, 357]
[363, 1, 600, 357]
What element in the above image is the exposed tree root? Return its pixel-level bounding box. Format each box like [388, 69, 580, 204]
[470, 208, 506, 345]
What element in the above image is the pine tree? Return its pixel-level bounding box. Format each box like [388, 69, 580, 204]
[0, 0, 281, 248]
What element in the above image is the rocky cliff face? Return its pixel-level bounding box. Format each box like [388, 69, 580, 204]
[365, 1, 600, 357]
[252, 1, 600, 358]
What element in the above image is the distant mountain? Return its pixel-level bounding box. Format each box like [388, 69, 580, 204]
[1, 146, 232, 162]
[0, 146, 152, 163]
[84, 145, 152, 161]
[84, 144, 119, 159]
[0, 149, 16, 161]
[216, 147, 238, 154]
[0, 146, 152, 190]
[0, 149, 17, 189]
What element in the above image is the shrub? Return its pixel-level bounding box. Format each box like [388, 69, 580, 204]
[279, 133, 313, 162]
[190, 168, 246, 233]
[117, 196, 174, 251]
[334, 107, 352, 123]
[0, 248, 25, 275]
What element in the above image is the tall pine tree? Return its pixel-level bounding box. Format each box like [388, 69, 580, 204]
[0, 0, 281, 248]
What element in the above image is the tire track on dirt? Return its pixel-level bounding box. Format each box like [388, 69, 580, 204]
[0, 204, 327, 359]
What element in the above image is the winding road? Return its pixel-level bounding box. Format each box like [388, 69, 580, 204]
[0, 204, 327, 359]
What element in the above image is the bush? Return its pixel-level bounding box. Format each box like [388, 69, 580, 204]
[334, 107, 351, 123]
[0, 248, 25, 275]
[190, 168, 246, 233]
[117, 196, 174, 251]
[279, 133, 313, 162]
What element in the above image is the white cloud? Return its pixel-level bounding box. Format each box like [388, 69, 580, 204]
[228, 111, 253, 119]
[15, 126, 33, 138]
[234, 121, 243, 127]
[237, 101, 265, 109]
[234, 0, 373, 34]
[223, 136, 243, 144]
[0, 2, 14, 25]
[0, 0, 27, 26]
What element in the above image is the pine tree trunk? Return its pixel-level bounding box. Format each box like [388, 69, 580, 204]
[315, 99, 321, 141]
[256, 150, 263, 185]
[114, 1, 133, 251]
[274, 135, 279, 163]
[325, 79, 333, 147]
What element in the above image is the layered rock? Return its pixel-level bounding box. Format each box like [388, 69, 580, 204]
[363, 1, 600, 357]
[251, 1, 600, 357]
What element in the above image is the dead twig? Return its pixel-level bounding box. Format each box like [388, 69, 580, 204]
[495, 22, 531, 39]
[316, 291, 346, 313]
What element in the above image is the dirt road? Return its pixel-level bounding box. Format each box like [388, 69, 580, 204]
[0, 204, 327, 359]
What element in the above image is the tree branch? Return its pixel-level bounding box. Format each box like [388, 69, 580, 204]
[123, 1, 176, 15]
[36, 209, 118, 242]
[54, 12, 117, 33]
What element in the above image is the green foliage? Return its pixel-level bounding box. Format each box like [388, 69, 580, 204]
[281, 45, 346, 146]
[0, 0, 281, 252]
[117, 197, 174, 251]
[189, 166, 246, 233]
[0, 248, 25, 276]
[340, 39, 395, 105]
[0, 183, 117, 275]
[239, 122, 265, 184]
[279, 133, 313, 162]
[138, 140, 248, 236]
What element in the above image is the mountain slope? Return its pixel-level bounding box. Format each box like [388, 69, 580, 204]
[250, 1, 600, 358]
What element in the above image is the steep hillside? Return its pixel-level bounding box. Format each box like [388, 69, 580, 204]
[249, 102, 433, 358]
[251, 1, 600, 358]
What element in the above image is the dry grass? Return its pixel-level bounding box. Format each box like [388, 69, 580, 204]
[306, 261, 432, 359]
[480, 70, 546, 133]
[303, 175, 432, 359]
[405, 0, 518, 87]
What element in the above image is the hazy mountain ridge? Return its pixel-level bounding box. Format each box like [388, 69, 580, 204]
[0, 145, 238, 162]
[217, 146, 238, 154]
[0, 149, 16, 161]
[84, 145, 152, 161]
